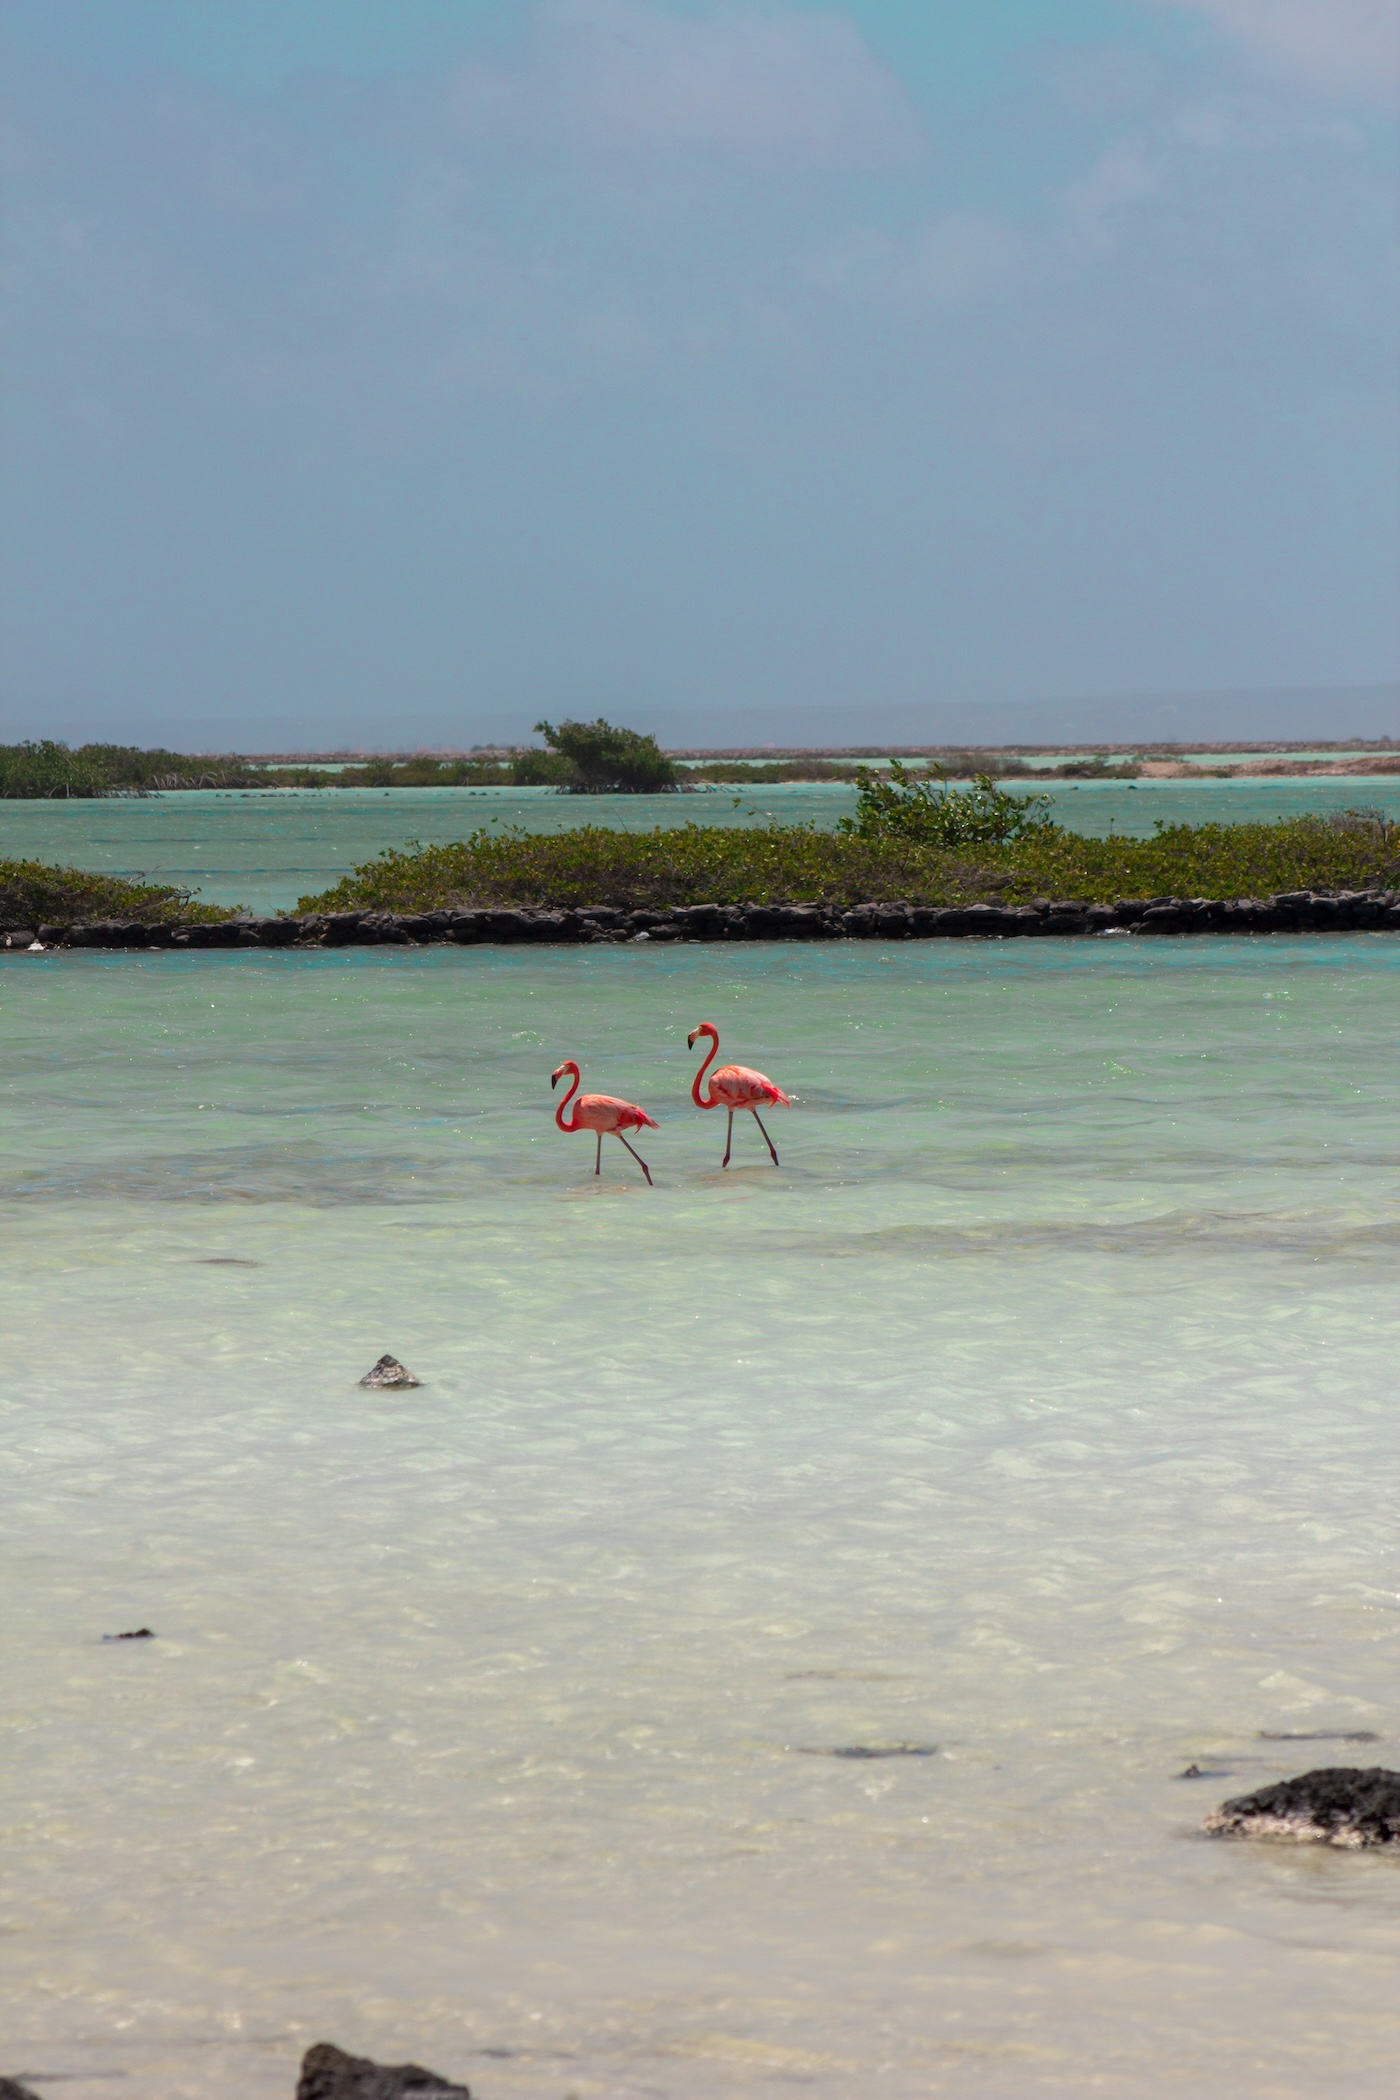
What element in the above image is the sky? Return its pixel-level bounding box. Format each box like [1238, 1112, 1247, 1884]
[0, 0, 1397, 749]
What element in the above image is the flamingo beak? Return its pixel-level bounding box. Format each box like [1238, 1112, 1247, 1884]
[550, 1068, 561, 1089]
[687, 1031, 697, 1050]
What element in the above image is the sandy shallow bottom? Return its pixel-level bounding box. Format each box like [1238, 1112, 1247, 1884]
[2, 939, 1398, 2098]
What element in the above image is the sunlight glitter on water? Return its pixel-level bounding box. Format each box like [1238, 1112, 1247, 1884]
[2, 940, 1398, 2099]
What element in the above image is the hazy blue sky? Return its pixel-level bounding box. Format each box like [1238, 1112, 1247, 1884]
[1, 0, 1396, 747]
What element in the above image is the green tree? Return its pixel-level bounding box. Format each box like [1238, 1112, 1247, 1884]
[509, 746, 576, 787]
[532, 717, 677, 793]
[837, 759, 1055, 847]
[0, 741, 109, 798]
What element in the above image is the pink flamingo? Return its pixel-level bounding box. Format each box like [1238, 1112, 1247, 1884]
[687, 1021, 791, 1168]
[551, 1061, 659, 1184]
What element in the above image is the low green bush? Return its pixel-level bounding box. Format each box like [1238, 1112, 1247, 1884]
[298, 810, 1400, 914]
[0, 859, 232, 924]
[838, 759, 1054, 846]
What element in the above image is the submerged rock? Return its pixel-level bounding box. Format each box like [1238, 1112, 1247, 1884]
[358, 1354, 422, 1390]
[1204, 1766, 1400, 1848]
[0, 2078, 44, 2099]
[101, 1628, 154, 1642]
[1258, 1728, 1379, 1744]
[795, 1742, 938, 1760]
[297, 2041, 471, 2099]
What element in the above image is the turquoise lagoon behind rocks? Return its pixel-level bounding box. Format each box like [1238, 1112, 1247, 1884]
[2, 938, 1398, 2099]
[3, 776, 1400, 914]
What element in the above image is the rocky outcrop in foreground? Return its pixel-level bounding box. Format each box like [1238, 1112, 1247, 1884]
[297, 2041, 471, 2099]
[6, 889, 1400, 949]
[358, 1354, 422, 1389]
[1204, 1766, 1400, 1848]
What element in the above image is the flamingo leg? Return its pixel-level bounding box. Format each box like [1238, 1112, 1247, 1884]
[722, 1109, 734, 1169]
[615, 1133, 653, 1187]
[752, 1108, 780, 1166]
[595, 1130, 603, 1177]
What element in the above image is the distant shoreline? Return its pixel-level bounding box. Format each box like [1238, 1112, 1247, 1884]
[232, 739, 1400, 762]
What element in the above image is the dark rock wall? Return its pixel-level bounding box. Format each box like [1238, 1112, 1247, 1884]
[6, 890, 1399, 949]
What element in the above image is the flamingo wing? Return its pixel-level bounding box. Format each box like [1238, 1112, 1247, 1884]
[574, 1093, 659, 1132]
[709, 1064, 790, 1109]
[616, 1102, 660, 1132]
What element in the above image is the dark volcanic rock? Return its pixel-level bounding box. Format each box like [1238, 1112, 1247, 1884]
[102, 1627, 154, 1642]
[1204, 1765, 1400, 1847]
[359, 912, 412, 945]
[247, 916, 299, 946]
[322, 912, 367, 946]
[0, 2079, 44, 2100]
[358, 1354, 423, 1390]
[297, 2041, 471, 2100]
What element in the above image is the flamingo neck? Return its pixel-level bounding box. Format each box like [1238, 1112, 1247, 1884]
[691, 1029, 719, 1108]
[554, 1064, 581, 1131]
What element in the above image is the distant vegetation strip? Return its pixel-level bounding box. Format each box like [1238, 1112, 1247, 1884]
[6, 734, 1399, 798]
[0, 738, 542, 796]
[299, 812, 1400, 915]
[0, 720, 682, 796]
[0, 730, 988, 794]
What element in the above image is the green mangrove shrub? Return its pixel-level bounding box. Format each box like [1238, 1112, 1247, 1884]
[0, 857, 232, 923]
[299, 810, 1400, 915]
[838, 759, 1055, 847]
[0, 741, 110, 798]
[533, 717, 678, 793]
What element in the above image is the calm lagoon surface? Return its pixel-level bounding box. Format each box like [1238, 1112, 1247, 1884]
[2, 938, 1398, 2099]
[4, 776, 1400, 913]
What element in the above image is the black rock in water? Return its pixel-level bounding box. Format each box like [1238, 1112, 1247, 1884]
[0, 2079, 44, 2099]
[358, 1354, 422, 1389]
[1258, 1728, 1379, 1743]
[796, 1742, 938, 1760]
[101, 1628, 154, 1642]
[297, 2041, 471, 2099]
[1204, 1766, 1400, 1848]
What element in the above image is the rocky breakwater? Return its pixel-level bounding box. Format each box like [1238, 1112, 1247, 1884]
[7, 890, 1400, 949]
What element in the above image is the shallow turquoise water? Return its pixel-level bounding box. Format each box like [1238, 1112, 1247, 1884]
[2, 938, 1398, 2099]
[4, 775, 1400, 913]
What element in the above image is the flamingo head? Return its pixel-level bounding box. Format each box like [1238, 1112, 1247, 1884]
[550, 1061, 578, 1091]
[687, 1022, 718, 1052]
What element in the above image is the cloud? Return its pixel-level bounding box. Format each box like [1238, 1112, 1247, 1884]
[451, 0, 922, 169]
[1061, 139, 1163, 254]
[1152, 0, 1400, 101]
